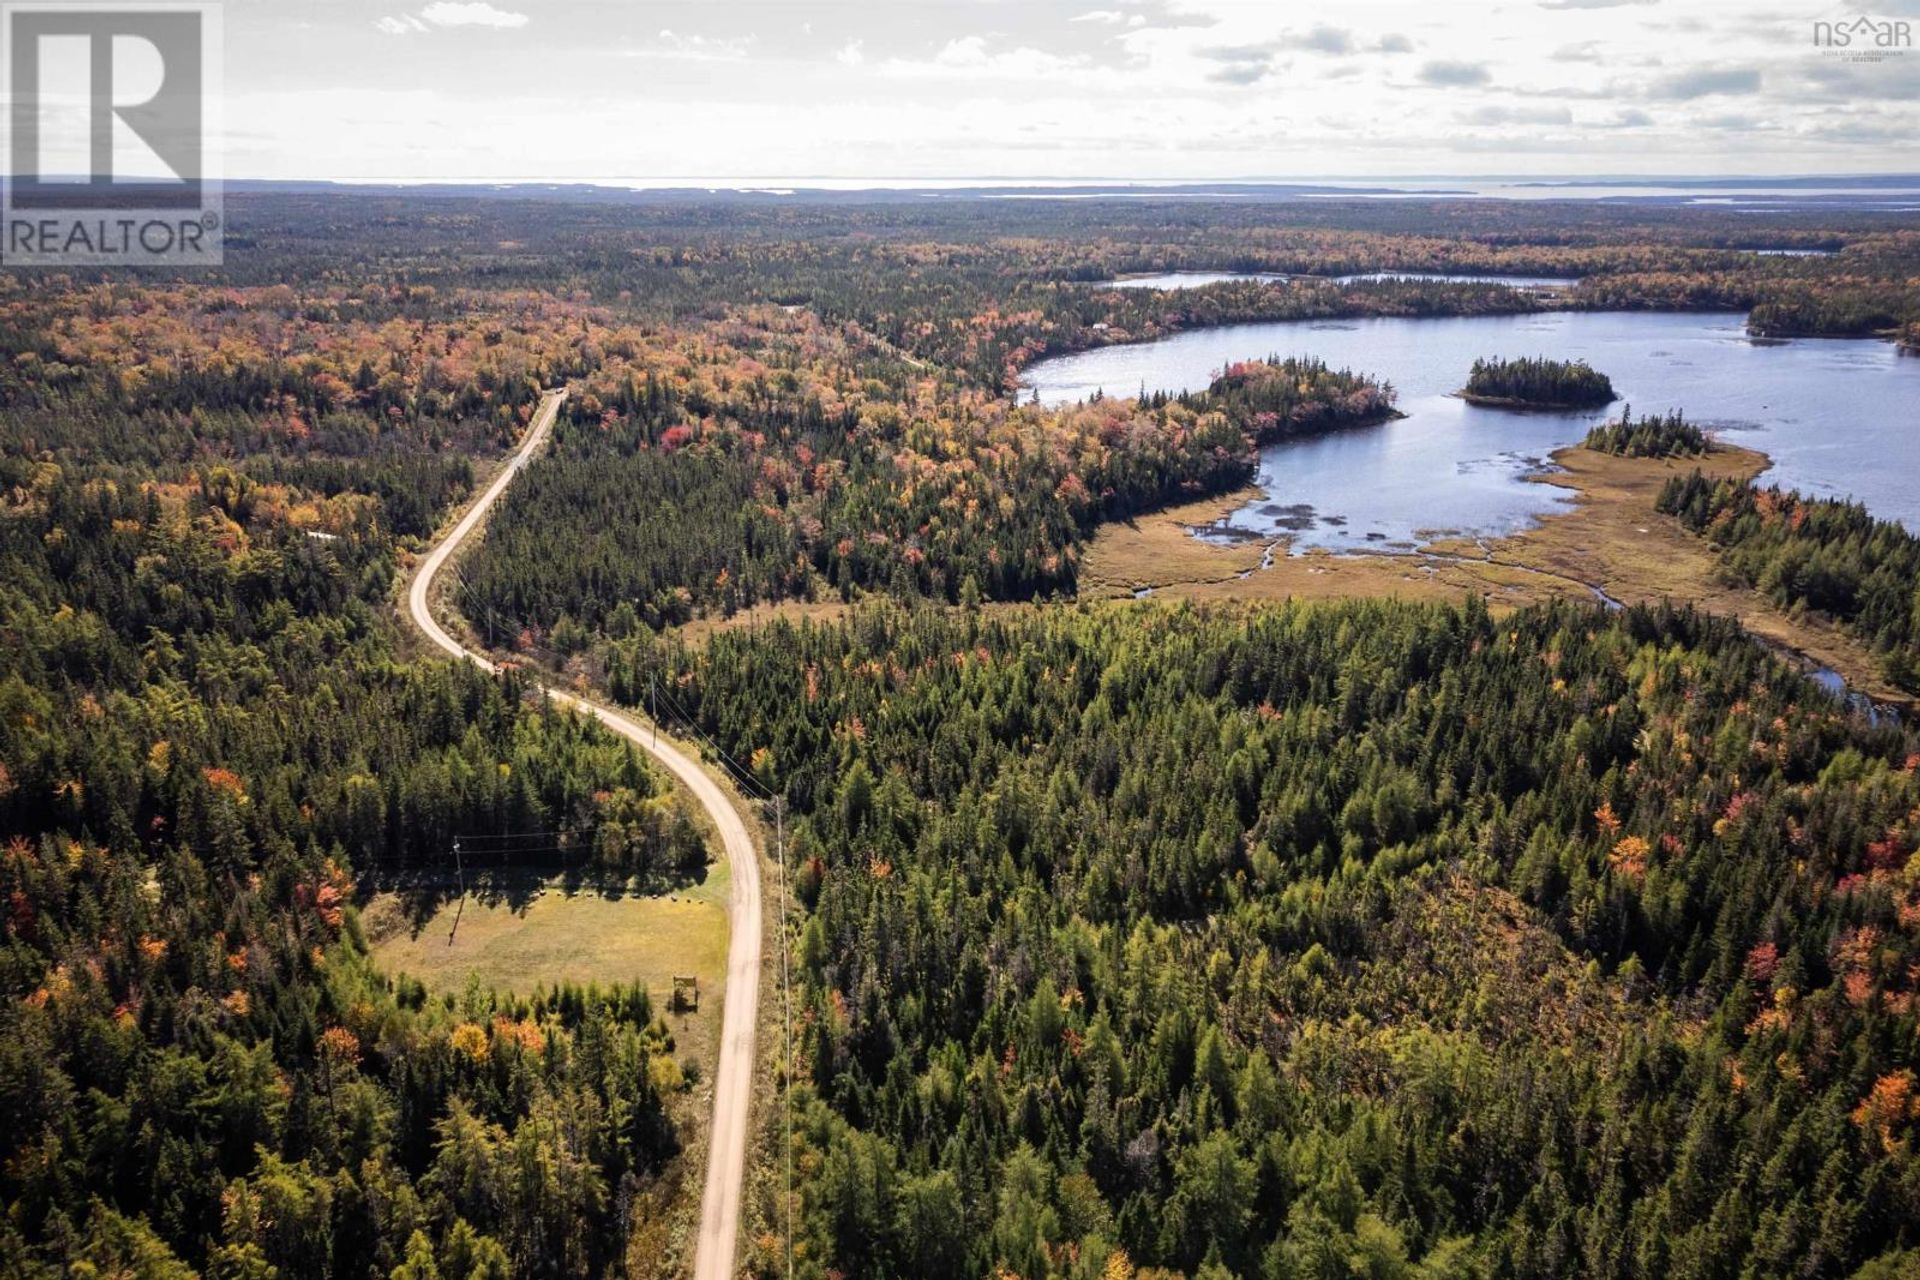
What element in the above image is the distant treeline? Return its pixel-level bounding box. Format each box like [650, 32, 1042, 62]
[103, 191, 1920, 387]
[1583, 406, 1708, 459]
[1463, 355, 1615, 408]
[1747, 287, 1915, 339]
[1660, 471, 1920, 692]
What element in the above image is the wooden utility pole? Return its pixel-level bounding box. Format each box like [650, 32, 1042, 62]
[447, 838, 464, 946]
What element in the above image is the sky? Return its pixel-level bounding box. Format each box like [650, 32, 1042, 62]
[213, 0, 1920, 183]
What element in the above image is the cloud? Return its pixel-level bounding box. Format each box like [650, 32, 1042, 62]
[1604, 108, 1654, 127]
[1552, 41, 1601, 62]
[1070, 8, 1147, 28]
[836, 40, 864, 67]
[420, 2, 527, 29]
[646, 29, 754, 61]
[1376, 34, 1414, 53]
[1209, 61, 1270, 85]
[1296, 25, 1353, 55]
[879, 36, 1092, 83]
[1650, 66, 1760, 99]
[1419, 59, 1491, 86]
[1199, 42, 1279, 85]
[1695, 112, 1775, 131]
[374, 15, 429, 36]
[1809, 119, 1912, 145]
[1461, 104, 1574, 125]
[1540, 0, 1655, 7]
[1798, 62, 1920, 102]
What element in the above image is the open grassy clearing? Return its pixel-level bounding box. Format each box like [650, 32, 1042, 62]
[363, 863, 731, 1008]
[674, 596, 855, 645]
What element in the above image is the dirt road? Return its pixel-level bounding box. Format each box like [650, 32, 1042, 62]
[407, 389, 761, 1280]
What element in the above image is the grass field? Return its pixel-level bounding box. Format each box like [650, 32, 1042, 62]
[363, 863, 731, 1007]
[675, 596, 853, 644]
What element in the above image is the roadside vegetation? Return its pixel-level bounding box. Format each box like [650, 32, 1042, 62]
[0, 283, 706, 1277]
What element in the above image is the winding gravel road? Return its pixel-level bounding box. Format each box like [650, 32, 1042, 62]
[407, 388, 761, 1280]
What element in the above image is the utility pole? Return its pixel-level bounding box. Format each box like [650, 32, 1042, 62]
[447, 837, 465, 947]
[650, 672, 659, 750]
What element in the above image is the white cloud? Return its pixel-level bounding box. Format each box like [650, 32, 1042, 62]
[1297, 26, 1354, 55]
[421, 2, 528, 30]
[880, 35, 1094, 82]
[373, 13, 430, 36]
[1419, 59, 1491, 87]
[642, 29, 754, 61]
[251, 0, 1920, 180]
[1073, 9, 1147, 30]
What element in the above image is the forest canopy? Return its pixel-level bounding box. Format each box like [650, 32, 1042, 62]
[1582, 407, 1708, 459]
[4, 193, 1920, 1280]
[1659, 470, 1920, 694]
[1462, 356, 1616, 409]
[458, 345, 1394, 635]
[0, 278, 709, 1277]
[610, 596, 1920, 1280]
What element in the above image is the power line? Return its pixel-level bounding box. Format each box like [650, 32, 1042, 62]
[648, 675, 773, 801]
[446, 576, 772, 808]
[443, 573, 776, 830]
[774, 795, 794, 1280]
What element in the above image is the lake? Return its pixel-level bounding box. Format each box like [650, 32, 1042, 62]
[1097, 270, 1574, 290]
[1329, 271, 1575, 289]
[1101, 271, 1287, 289]
[1023, 310, 1920, 552]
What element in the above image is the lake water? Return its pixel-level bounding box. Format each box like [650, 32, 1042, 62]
[1097, 270, 1573, 290]
[1023, 310, 1920, 552]
[1329, 271, 1575, 289]
[1101, 271, 1287, 289]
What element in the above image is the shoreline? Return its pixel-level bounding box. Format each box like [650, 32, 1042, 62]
[1080, 441, 1914, 713]
[1456, 391, 1617, 411]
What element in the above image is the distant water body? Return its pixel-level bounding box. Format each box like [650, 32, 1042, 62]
[325, 176, 1920, 211]
[1022, 310, 1920, 551]
[1099, 271, 1574, 290]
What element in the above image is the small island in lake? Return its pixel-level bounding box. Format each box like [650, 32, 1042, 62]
[1583, 406, 1708, 458]
[1461, 354, 1616, 409]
